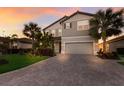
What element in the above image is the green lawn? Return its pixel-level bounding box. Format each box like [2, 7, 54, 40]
[0, 54, 48, 74]
[118, 55, 124, 65]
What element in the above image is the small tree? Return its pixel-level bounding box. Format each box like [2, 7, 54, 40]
[40, 31, 54, 49]
[34, 30, 54, 56]
[34, 31, 42, 48]
[89, 8, 124, 53]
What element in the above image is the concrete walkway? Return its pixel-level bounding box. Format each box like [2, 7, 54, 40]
[0, 54, 124, 86]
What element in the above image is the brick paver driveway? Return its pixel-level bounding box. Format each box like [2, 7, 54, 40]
[0, 54, 124, 86]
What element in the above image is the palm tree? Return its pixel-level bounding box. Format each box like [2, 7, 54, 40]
[23, 22, 41, 50]
[11, 34, 18, 38]
[89, 8, 124, 53]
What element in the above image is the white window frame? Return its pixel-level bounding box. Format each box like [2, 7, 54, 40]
[51, 30, 55, 36]
[77, 20, 89, 31]
[65, 23, 71, 29]
[58, 29, 62, 36]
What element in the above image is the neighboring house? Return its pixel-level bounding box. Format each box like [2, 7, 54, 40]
[0, 37, 10, 54]
[0, 37, 32, 54]
[98, 28, 124, 53]
[44, 11, 98, 55]
[0, 37, 10, 45]
[10, 38, 32, 49]
[17, 38, 32, 49]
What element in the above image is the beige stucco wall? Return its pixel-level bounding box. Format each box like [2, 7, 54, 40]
[61, 13, 97, 55]
[62, 13, 93, 37]
[44, 20, 62, 37]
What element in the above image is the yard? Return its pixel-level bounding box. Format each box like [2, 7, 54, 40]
[0, 54, 48, 74]
[118, 55, 124, 65]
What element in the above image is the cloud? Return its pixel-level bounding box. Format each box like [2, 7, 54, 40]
[112, 7, 124, 12]
[0, 7, 80, 25]
[0, 7, 80, 37]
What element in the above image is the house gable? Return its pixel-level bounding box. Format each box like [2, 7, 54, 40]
[43, 16, 68, 37]
[62, 12, 94, 37]
[62, 12, 93, 23]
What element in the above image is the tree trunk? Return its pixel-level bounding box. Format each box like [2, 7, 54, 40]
[102, 30, 107, 53]
[102, 38, 106, 53]
[32, 38, 35, 55]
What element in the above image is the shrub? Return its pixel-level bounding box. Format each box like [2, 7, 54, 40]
[36, 48, 55, 56]
[7, 49, 32, 54]
[97, 51, 119, 59]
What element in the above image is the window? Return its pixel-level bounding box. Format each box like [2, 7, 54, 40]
[58, 29, 62, 36]
[51, 30, 55, 36]
[64, 23, 71, 29]
[77, 20, 89, 31]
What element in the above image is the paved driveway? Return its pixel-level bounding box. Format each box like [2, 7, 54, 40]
[0, 54, 124, 86]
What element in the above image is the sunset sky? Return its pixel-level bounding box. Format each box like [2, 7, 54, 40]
[0, 7, 122, 38]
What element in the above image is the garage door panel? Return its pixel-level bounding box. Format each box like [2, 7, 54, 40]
[65, 42, 93, 54]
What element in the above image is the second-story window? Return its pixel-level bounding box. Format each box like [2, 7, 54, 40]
[58, 29, 62, 36]
[77, 20, 89, 31]
[51, 30, 55, 36]
[64, 23, 71, 29]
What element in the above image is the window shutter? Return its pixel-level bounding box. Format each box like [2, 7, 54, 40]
[64, 23, 66, 29]
[70, 23, 72, 28]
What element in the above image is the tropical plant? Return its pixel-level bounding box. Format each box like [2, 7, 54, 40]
[40, 31, 54, 49]
[89, 8, 124, 53]
[34, 31, 42, 48]
[23, 22, 41, 50]
[11, 34, 18, 38]
[32, 30, 54, 56]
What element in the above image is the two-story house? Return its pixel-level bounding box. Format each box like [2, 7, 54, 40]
[43, 11, 98, 55]
[61, 11, 97, 54]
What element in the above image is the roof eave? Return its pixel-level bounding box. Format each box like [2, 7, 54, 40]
[60, 11, 94, 24]
[43, 16, 68, 31]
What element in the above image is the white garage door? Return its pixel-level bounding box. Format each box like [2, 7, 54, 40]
[65, 42, 93, 54]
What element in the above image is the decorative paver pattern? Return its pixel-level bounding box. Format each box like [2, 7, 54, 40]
[0, 54, 124, 86]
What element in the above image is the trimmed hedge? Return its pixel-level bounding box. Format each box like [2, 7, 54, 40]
[35, 48, 55, 56]
[6, 48, 54, 56]
[7, 49, 32, 54]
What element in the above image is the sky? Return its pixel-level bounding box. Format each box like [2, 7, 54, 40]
[0, 7, 122, 38]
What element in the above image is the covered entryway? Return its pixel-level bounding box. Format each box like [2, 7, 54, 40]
[54, 37, 61, 54]
[65, 42, 93, 54]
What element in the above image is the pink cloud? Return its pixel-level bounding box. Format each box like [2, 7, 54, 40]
[112, 7, 124, 12]
[0, 7, 80, 37]
[0, 7, 80, 25]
